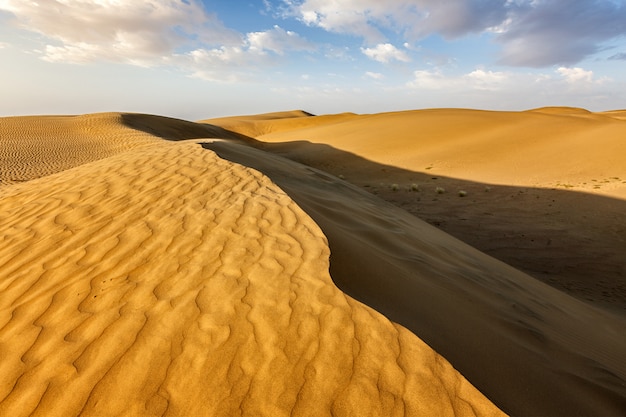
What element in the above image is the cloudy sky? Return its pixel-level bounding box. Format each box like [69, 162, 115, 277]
[1, 0, 625, 119]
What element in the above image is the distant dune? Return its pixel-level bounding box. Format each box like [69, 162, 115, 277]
[1, 108, 625, 416]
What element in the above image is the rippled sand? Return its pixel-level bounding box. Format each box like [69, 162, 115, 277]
[0, 113, 505, 416]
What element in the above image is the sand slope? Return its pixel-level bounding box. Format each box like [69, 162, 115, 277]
[0, 113, 245, 188]
[203, 108, 626, 197]
[0, 115, 504, 416]
[203, 139, 626, 417]
[0, 113, 157, 187]
[203, 108, 626, 312]
[201, 108, 626, 415]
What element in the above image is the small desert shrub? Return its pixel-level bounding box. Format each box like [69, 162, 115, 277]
[458, 190, 467, 197]
[338, 174, 345, 180]
[484, 186, 492, 192]
[435, 186, 445, 194]
[410, 183, 420, 191]
[391, 183, 399, 191]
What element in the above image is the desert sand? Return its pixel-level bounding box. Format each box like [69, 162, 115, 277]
[0, 113, 504, 416]
[205, 108, 626, 312]
[1, 108, 625, 416]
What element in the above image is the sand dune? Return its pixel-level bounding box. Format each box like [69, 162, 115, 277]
[0, 113, 245, 188]
[0, 113, 158, 187]
[203, 108, 626, 313]
[201, 108, 626, 415]
[0, 114, 504, 416]
[2, 109, 626, 416]
[203, 139, 626, 416]
[203, 108, 626, 198]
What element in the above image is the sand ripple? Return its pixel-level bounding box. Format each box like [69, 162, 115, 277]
[0, 126, 503, 416]
[0, 113, 164, 188]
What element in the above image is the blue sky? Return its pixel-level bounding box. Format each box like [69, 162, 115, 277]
[1, 0, 625, 119]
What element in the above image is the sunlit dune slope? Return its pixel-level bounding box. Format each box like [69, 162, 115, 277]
[0, 113, 246, 188]
[0, 113, 157, 186]
[600, 109, 626, 120]
[203, 110, 357, 139]
[203, 107, 626, 198]
[0, 115, 504, 416]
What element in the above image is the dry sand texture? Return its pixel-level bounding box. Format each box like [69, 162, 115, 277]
[205, 107, 626, 198]
[204, 108, 626, 415]
[203, 139, 626, 417]
[0, 113, 157, 187]
[204, 108, 626, 313]
[0, 114, 504, 416]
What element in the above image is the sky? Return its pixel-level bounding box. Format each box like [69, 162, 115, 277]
[1, 0, 625, 120]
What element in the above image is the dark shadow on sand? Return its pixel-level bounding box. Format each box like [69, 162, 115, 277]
[201, 139, 626, 417]
[256, 139, 626, 314]
[123, 113, 626, 416]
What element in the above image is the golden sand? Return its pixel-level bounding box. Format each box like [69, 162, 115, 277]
[204, 108, 626, 311]
[203, 108, 626, 416]
[2, 108, 626, 416]
[0, 114, 504, 416]
[204, 108, 626, 198]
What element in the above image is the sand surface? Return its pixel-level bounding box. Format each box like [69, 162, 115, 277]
[2, 108, 626, 416]
[204, 108, 626, 313]
[203, 108, 626, 416]
[0, 114, 504, 416]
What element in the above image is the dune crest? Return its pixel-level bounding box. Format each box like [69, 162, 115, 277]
[204, 108, 626, 198]
[0, 115, 504, 416]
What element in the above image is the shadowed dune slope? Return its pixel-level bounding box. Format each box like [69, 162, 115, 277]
[203, 140, 626, 417]
[0, 116, 504, 416]
[202, 108, 626, 315]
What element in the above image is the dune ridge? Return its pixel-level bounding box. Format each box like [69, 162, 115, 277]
[200, 108, 626, 415]
[203, 108, 626, 313]
[0, 114, 504, 416]
[203, 108, 626, 197]
[203, 139, 626, 416]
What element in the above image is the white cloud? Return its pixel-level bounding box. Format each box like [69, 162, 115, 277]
[407, 70, 448, 89]
[279, 0, 626, 67]
[247, 25, 315, 55]
[0, 0, 241, 64]
[404, 66, 618, 110]
[361, 43, 410, 63]
[464, 69, 508, 90]
[183, 25, 315, 82]
[185, 46, 269, 82]
[0, 1, 317, 82]
[364, 71, 384, 80]
[294, 0, 388, 42]
[556, 67, 598, 84]
[284, 0, 511, 42]
[0, 42, 8, 49]
[408, 68, 510, 90]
